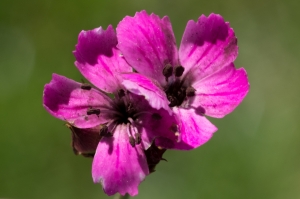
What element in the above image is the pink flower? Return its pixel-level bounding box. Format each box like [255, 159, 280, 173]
[117, 11, 250, 150]
[43, 26, 176, 196]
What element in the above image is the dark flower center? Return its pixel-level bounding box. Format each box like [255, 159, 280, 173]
[82, 87, 147, 147]
[163, 65, 196, 107]
[113, 90, 138, 125]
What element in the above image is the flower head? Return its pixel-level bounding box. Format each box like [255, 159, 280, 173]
[116, 11, 250, 150]
[43, 25, 176, 196]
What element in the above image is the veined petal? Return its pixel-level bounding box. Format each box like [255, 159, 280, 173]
[121, 73, 172, 114]
[92, 125, 149, 196]
[117, 10, 178, 86]
[192, 63, 249, 118]
[157, 107, 217, 150]
[179, 13, 238, 80]
[73, 25, 131, 93]
[43, 74, 112, 128]
[139, 109, 177, 149]
[137, 107, 178, 149]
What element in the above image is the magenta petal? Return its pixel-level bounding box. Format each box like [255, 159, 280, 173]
[92, 125, 149, 196]
[121, 73, 172, 114]
[157, 107, 217, 150]
[179, 13, 238, 79]
[117, 10, 178, 85]
[43, 74, 112, 128]
[138, 107, 178, 149]
[74, 25, 131, 93]
[192, 63, 249, 118]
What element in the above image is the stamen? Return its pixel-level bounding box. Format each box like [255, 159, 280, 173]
[126, 123, 136, 147]
[168, 96, 179, 107]
[162, 64, 173, 81]
[186, 86, 196, 97]
[129, 136, 136, 147]
[135, 133, 141, 145]
[174, 66, 184, 77]
[127, 117, 134, 124]
[87, 107, 101, 117]
[81, 83, 92, 90]
[109, 123, 118, 136]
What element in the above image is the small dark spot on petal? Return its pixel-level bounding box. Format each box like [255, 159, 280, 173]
[163, 64, 173, 81]
[174, 66, 185, 77]
[135, 133, 141, 145]
[87, 107, 101, 117]
[129, 136, 136, 147]
[152, 113, 162, 120]
[167, 96, 179, 107]
[195, 106, 206, 115]
[186, 86, 196, 97]
[170, 124, 178, 133]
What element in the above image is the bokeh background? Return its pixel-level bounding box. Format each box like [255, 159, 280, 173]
[1, 0, 299, 198]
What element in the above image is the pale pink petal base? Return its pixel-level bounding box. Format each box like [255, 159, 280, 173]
[157, 107, 217, 150]
[192, 63, 249, 118]
[92, 125, 149, 196]
[43, 74, 112, 128]
[117, 10, 178, 85]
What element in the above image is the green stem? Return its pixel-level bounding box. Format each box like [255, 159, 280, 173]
[114, 193, 130, 199]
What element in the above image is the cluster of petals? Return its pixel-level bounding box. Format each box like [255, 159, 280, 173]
[117, 11, 249, 150]
[43, 10, 249, 196]
[43, 25, 176, 196]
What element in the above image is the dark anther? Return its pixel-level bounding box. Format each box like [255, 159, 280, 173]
[174, 66, 185, 77]
[129, 136, 136, 147]
[118, 89, 125, 98]
[170, 124, 178, 133]
[135, 133, 141, 144]
[186, 86, 196, 97]
[162, 64, 173, 81]
[152, 113, 162, 120]
[81, 83, 92, 90]
[195, 106, 206, 115]
[87, 107, 101, 117]
[168, 96, 179, 107]
[99, 125, 108, 136]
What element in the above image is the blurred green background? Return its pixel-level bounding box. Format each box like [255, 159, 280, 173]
[1, 0, 299, 198]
